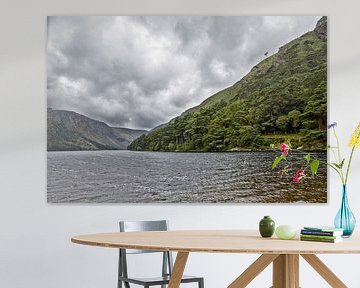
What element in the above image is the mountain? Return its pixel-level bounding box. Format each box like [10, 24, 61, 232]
[47, 109, 147, 151]
[129, 17, 327, 152]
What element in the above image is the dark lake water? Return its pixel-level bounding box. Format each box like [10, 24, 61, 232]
[47, 150, 327, 203]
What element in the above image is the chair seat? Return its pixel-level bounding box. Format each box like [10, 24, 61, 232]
[119, 274, 203, 286]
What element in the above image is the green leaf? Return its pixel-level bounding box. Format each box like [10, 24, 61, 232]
[332, 161, 344, 169]
[304, 154, 311, 164]
[272, 155, 285, 170]
[339, 158, 345, 169]
[328, 163, 341, 173]
[270, 143, 275, 149]
[310, 159, 320, 176]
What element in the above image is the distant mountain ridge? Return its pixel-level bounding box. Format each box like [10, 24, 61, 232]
[47, 109, 147, 151]
[129, 17, 327, 152]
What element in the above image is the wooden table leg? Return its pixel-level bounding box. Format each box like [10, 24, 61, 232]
[272, 254, 299, 288]
[288, 255, 299, 288]
[168, 252, 189, 288]
[229, 253, 347, 288]
[228, 254, 279, 288]
[301, 254, 347, 288]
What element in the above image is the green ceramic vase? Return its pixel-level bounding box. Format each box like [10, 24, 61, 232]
[259, 216, 275, 238]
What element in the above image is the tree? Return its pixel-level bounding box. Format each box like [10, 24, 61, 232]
[287, 109, 301, 131]
[238, 126, 259, 147]
[276, 115, 289, 133]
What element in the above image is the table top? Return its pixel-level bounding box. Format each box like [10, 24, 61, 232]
[71, 230, 360, 254]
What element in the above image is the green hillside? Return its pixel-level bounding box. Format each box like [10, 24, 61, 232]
[129, 17, 327, 152]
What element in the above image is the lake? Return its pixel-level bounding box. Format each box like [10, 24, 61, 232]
[47, 150, 327, 203]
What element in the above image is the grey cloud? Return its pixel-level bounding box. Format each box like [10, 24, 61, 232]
[47, 15, 320, 130]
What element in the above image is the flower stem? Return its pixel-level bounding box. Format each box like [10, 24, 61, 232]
[330, 148, 339, 164]
[345, 145, 356, 185]
[345, 129, 360, 185]
[333, 128, 342, 163]
[333, 127, 345, 183]
[324, 162, 344, 182]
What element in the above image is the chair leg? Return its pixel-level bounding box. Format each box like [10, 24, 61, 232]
[199, 278, 204, 288]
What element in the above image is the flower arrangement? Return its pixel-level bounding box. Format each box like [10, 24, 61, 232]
[330, 122, 360, 237]
[271, 142, 320, 183]
[272, 122, 360, 236]
[271, 122, 360, 184]
[328, 122, 360, 185]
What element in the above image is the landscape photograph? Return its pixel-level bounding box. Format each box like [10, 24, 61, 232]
[47, 16, 327, 203]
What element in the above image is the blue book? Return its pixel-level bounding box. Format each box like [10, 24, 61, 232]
[302, 226, 343, 236]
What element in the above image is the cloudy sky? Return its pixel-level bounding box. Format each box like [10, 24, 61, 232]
[47, 16, 321, 130]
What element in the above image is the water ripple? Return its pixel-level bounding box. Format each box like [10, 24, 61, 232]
[47, 150, 327, 203]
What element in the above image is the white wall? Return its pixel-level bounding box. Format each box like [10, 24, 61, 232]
[1, 0, 360, 287]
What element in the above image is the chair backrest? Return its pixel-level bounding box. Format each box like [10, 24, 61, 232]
[118, 220, 174, 283]
[119, 220, 169, 254]
[120, 220, 168, 232]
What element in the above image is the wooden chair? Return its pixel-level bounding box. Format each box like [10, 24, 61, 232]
[118, 220, 204, 288]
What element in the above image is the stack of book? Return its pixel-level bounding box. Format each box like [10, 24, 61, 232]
[300, 226, 344, 243]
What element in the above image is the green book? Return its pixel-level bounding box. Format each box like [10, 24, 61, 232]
[300, 234, 340, 240]
[300, 236, 342, 243]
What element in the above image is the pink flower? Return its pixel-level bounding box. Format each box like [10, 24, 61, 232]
[293, 169, 305, 183]
[280, 143, 289, 156]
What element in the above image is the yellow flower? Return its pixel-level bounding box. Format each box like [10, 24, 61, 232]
[349, 122, 360, 147]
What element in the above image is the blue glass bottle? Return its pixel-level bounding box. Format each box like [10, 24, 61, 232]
[334, 185, 356, 237]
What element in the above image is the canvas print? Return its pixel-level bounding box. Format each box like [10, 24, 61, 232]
[47, 16, 327, 203]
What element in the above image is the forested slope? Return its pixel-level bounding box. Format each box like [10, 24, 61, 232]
[129, 17, 327, 152]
